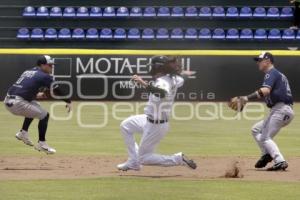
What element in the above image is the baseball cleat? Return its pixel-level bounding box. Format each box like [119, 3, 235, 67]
[15, 130, 34, 146]
[34, 141, 56, 154]
[255, 154, 273, 168]
[267, 161, 288, 171]
[182, 154, 197, 169]
[117, 161, 141, 171]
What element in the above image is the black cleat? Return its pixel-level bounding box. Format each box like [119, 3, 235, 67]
[182, 154, 197, 169]
[267, 161, 288, 171]
[255, 154, 273, 168]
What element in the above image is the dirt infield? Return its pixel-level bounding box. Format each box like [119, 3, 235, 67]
[0, 156, 300, 182]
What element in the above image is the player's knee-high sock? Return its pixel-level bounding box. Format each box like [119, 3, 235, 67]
[21, 118, 33, 132]
[38, 113, 49, 142]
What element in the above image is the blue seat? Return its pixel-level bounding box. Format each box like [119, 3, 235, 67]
[144, 7, 156, 17]
[50, 7, 62, 17]
[17, 28, 30, 39]
[282, 29, 295, 40]
[114, 28, 126, 39]
[226, 7, 238, 17]
[100, 28, 113, 39]
[254, 29, 267, 39]
[128, 28, 140, 39]
[226, 28, 239, 39]
[296, 30, 300, 40]
[90, 7, 102, 17]
[199, 28, 211, 39]
[267, 7, 279, 18]
[77, 7, 89, 17]
[156, 28, 169, 39]
[142, 28, 155, 39]
[185, 28, 198, 39]
[171, 7, 184, 17]
[72, 28, 85, 39]
[253, 7, 266, 18]
[199, 7, 211, 17]
[240, 28, 253, 39]
[117, 7, 129, 17]
[240, 7, 252, 17]
[86, 28, 99, 39]
[171, 28, 184, 39]
[58, 28, 71, 39]
[268, 29, 281, 40]
[103, 7, 115, 17]
[158, 7, 170, 17]
[130, 7, 142, 17]
[281, 7, 293, 18]
[185, 6, 198, 17]
[36, 6, 49, 17]
[212, 28, 225, 39]
[45, 28, 57, 40]
[63, 7, 75, 17]
[31, 28, 44, 39]
[213, 7, 225, 17]
[23, 6, 35, 17]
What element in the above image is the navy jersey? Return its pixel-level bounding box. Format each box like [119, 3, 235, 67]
[8, 67, 53, 101]
[262, 68, 293, 108]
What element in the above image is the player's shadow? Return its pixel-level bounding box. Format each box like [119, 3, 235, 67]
[119, 174, 182, 178]
[1, 167, 53, 170]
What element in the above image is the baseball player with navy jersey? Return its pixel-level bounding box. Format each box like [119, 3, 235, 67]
[3, 55, 72, 154]
[229, 52, 294, 171]
[117, 56, 197, 171]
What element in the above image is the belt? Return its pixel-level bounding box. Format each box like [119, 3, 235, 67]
[147, 117, 168, 124]
[6, 95, 16, 99]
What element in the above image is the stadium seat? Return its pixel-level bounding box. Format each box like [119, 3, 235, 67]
[213, 7, 225, 17]
[171, 28, 184, 39]
[226, 28, 239, 39]
[77, 6, 89, 17]
[267, 7, 280, 18]
[17, 28, 30, 39]
[280, 7, 293, 18]
[114, 28, 126, 39]
[130, 7, 142, 17]
[240, 7, 252, 17]
[282, 29, 295, 40]
[158, 7, 170, 17]
[253, 7, 266, 18]
[199, 7, 212, 17]
[90, 7, 102, 17]
[100, 28, 113, 39]
[117, 7, 129, 17]
[254, 29, 267, 39]
[128, 28, 140, 39]
[199, 28, 211, 39]
[86, 28, 99, 39]
[44, 28, 57, 40]
[63, 7, 76, 17]
[23, 6, 35, 17]
[142, 28, 155, 39]
[226, 7, 239, 17]
[50, 7, 62, 17]
[58, 28, 71, 39]
[72, 28, 85, 39]
[36, 6, 49, 17]
[268, 29, 281, 40]
[31, 28, 44, 39]
[185, 6, 198, 17]
[103, 7, 115, 17]
[185, 28, 198, 39]
[240, 28, 253, 39]
[156, 28, 169, 39]
[144, 7, 156, 17]
[171, 7, 184, 17]
[212, 28, 225, 39]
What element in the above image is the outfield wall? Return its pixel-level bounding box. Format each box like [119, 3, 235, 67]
[0, 49, 299, 101]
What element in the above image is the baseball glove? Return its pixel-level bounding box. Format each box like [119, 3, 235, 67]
[228, 96, 247, 112]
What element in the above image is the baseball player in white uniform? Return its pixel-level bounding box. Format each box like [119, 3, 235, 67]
[117, 56, 197, 171]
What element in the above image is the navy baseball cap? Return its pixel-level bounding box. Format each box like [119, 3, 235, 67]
[147, 55, 177, 67]
[253, 52, 274, 63]
[37, 55, 55, 66]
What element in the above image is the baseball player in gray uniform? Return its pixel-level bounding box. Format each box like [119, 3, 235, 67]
[3, 55, 72, 154]
[229, 52, 294, 171]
